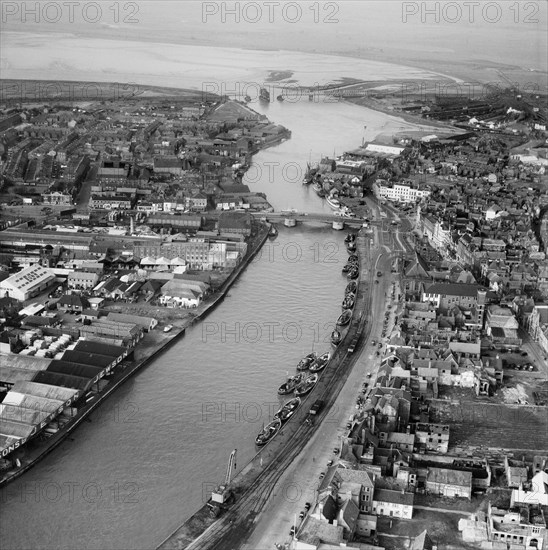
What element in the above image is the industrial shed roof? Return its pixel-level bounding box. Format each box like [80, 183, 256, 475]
[46, 361, 104, 380]
[73, 340, 127, 357]
[11, 381, 78, 402]
[33, 371, 90, 391]
[61, 350, 115, 368]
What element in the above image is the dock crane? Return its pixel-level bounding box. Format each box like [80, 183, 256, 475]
[208, 449, 237, 517]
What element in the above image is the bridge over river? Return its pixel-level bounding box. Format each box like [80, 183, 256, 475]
[250, 211, 369, 228]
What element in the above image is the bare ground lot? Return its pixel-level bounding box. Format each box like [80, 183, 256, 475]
[430, 388, 548, 453]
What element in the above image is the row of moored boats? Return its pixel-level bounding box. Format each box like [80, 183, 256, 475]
[255, 351, 331, 447]
[331, 234, 359, 344]
[255, 233, 359, 448]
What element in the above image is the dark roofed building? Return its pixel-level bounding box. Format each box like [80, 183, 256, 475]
[217, 212, 251, 237]
[56, 294, 90, 312]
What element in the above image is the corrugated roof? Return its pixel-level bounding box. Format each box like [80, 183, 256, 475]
[11, 381, 77, 402]
[33, 371, 90, 391]
[46, 361, 104, 380]
[3, 392, 63, 414]
[0, 419, 35, 439]
[0, 367, 41, 385]
[0, 403, 48, 425]
[73, 340, 126, 358]
[61, 350, 114, 368]
[0, 354, 51, 371]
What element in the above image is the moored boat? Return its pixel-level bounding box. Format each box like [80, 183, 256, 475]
[274, 397, 301, 423]
[255, 418, 282, 446]
[348, 254, 358, 263]
[337, 309, 352, 327]
[294, 373, 319, 396]
[276, 94, 284, 102]
[268, 224, 278, 238]
[345, 281, 357, 295]
[278, 372, 305, 395]
[259, 88, 270, 102]
[347, 267, 359, 280]
[342, 293, 355, 310]
[309, 352, 330, 372]
[342, 263, 351, 273]
[297, 352, 317, 371]
[344, 233, 356, 244]
[331, 329, 342, 346]
[347, 241, 357, 252]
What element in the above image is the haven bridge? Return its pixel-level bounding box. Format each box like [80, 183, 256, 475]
[249, 211, 369, 228]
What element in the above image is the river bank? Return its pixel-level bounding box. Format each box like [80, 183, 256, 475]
[0, 221, 270, 489]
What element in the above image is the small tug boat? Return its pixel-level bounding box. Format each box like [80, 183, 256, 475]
[309, 352, 330, 373]
[345, 233, 356, 244]
[297, 352, 317, 371]
[337, 310, 352, 327]
[342, 294, 355, 310]
[294, 373, 319, 396]
[255, 418, 282, 446]
[345, 281, 357, 295]
[278, 372, 305, 395]
[347, 267, 359, 280]
[274, 397, 301, 423]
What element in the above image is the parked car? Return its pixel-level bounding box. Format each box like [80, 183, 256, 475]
[333, 447, 340, 454]
[319, 472, 325, 480]
[304, 502, 311, 511]
[521, 351, 528, 356]
[327, 459, 333, 467]
[299, 511, 305, 519]
[290, 526, 296, 536]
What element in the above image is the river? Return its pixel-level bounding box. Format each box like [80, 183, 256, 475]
[0, 39, 434, 550]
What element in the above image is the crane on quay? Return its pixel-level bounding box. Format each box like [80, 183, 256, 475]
[208, 449, 237, 517]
